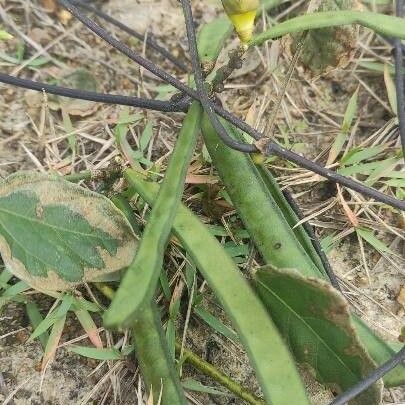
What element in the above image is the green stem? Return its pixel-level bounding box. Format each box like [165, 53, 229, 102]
[175, 342, 265, 405]
[64, 170, 92, 182]
[251, 10, 405, 46]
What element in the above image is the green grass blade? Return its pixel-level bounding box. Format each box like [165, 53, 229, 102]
[194, 305, 239, 343]
[252, 11, 405, 46]
[75, 308, 103, 348]
[104, 102, 202, 328]
[125, 169, 310, 405]
[42, 314, 66, 369]
[328, 87, 359, 165]
[25, 301, 49, 349]
[68, 345, 123, 360]
[29, 294, 73, 341]
[2, 280, 29, 298]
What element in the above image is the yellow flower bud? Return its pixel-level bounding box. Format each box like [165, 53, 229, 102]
[221, 0, 260, 43]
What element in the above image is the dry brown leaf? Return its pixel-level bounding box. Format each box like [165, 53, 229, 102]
[285, 0, 359, 75]
[337, 184, 359, 227]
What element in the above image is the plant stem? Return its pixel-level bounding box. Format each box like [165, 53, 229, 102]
[251, 11, 405, 46]
[175, 342, 265, 405]
[64, 170, 92, 182]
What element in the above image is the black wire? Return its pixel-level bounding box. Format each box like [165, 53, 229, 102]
[0, 72, 188, 112]
[329, 347, 405, 405]
[394, 0, 405, 156]
[27, 0, 405, 211]
[179, 0, 256, 153]
[70, 0, 189, 72]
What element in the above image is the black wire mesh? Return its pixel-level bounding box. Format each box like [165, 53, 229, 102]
[1, 0, 404, 403]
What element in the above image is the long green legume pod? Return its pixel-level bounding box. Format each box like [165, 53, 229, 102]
[108, 194, 187, 404]
[133, 304, 187, 404]
[202, 115, 324, 278]
[201, 116, 405, 387]
[125, 168, 311, 405]
[104, 102, 202, 328]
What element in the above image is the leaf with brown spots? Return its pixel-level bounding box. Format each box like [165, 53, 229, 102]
[0, 171, 137, 292]
[254, 265, 382, 405]
[289, 0, 359, 74]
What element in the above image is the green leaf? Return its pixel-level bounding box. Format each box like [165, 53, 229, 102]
[338, 158, 396, 176]
[1, 280, 29, 298]
[125, 170, 311, 405]
[26, 301, 49, 349]
[328, 87, 359, 164]
[0, 171, 136, 291]
[194, 305, 238, 343]
[365, 157, 401, 186]
[352, 317, 405, 387]
[140, 121, 154, 152]
[341, 145, 385, 165]
[68, 345, 123, 360]
[197, 16, 232, 65]
[104, 102, 202, 327]
[356, 228, 392, 253]
[30, 295, 73, 341]
[0, 268, 13, 286]
[358, 61, 405, 75]
[254, 266, 382, 405]
[42, 313, 66, 368]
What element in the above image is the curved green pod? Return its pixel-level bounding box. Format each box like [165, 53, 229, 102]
[125, 169, 310, 405]
[201, 115, 324, 278]
[104, 102, 202, 328]
[107, 197, 187, 405]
